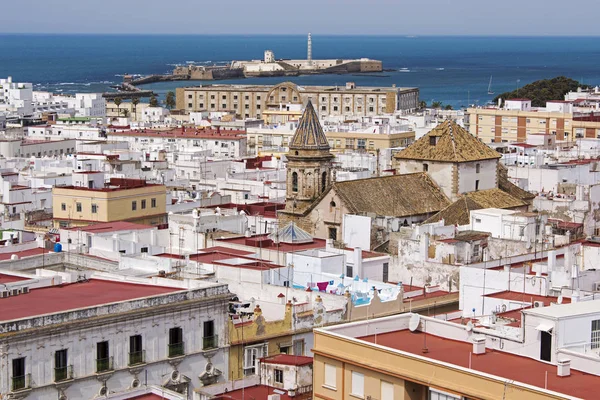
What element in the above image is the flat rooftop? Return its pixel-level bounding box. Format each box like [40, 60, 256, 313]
[65, 221, 154, 234]
[360, 329, 600, 399]
[214, 385, 296, 400]
[217, 234, 327, 252]
[261, 354, 313, 366]
[0, 279, 182, 322]
[0, 273, 28, 284]
[0, 247, 47, 261]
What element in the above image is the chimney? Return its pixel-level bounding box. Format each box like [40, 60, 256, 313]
[557, 359, 571, 377]
[472, 336, 486, 355]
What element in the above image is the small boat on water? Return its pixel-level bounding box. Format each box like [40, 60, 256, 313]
[488, 76, 494, 95]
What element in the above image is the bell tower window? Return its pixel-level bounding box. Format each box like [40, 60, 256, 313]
[292, 172, 298, 192]
[321, 171, 327, 193]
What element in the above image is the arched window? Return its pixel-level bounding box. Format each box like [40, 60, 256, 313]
[321, 171, 327, 193]
[292, 172, 298, 192]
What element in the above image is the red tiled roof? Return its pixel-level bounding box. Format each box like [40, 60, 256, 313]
[214, 385, 299, 400]
[108, 127, 246, 140]
[360, 330, 600, 399]
[260, 354, 313, 366]
[0, 248, 47, 261]
[548, 219, 583, 230]
[0, 273, 29, 284]
[484, 291, 570, 307]
[217, 235, 327, 252]
[0, 279, 181, 322]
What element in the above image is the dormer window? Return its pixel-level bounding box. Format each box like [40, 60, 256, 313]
[429, 136, 437, 146]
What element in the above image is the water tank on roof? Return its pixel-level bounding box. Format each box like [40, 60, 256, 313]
[54, 243, 62, 253]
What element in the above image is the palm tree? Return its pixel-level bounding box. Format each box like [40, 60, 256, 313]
[131, 97, 139, 120]
[123, 109, 130, 118]
[114, 97, 122, 117]
[149, 95, 158, 107]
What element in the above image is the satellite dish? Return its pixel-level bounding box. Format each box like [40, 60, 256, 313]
[557, 295, 563, 305]
[408, 314, 421, 332]
[466, 321, 474, 332]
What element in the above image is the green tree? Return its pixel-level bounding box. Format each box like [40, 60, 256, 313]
[165, 91, 176, 109]
[494, 76, 588, 107]
[418, 100, 427, 109]
[123, 109, 130, 118]
[431, 101, 443, 109]
[114, 97, 122, 117]
[444, 104, 453, 110]
[131, 97, 139, 119]
[149, 95, 159, 107]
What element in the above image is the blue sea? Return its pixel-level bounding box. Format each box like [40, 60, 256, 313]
[1, 34, 600, 109]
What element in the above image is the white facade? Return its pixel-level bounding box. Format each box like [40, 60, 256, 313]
[470, 208, 546, 242]
[0, 77, 33, 117]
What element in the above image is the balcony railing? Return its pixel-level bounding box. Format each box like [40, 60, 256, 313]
[11, 373, 31, 391]
[168, 342, 185, 358]
[128, 350, 146, 366]
[54, 365, 73, 382]
[202, 335, 219, 350]
[96, 356, 114, 373]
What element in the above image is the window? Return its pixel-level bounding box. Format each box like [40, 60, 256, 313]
[76, 202, 82, 212]
[244, 343, 268, 375]
[328, 227, 337, 240]
[274, 369, 284, 384]
[141, 199, 146, 209]
[473, 244, 480, 257]
[151, 198, 157, 208]
[351, 371, 364, 398]
[369, 106, 374, 112]
[292, 172, 298, 192]
[61, 203, 66, 211]
[476, 163, 481, 173]
[132, 201, 137, 211]
[129, 334, 144, 365]
[429, 136, 437, 146]
[12, 357, 26, 391]
[54, 349, 69, 382]
[381, 380, 394, 400]
[345, 138, 354, 149]
[321, 171, 327, 193]
[203, 320, 217, 350]
[293, 339, 305, 356]
[141, 247, 148, 253]
[429, 388, 461, 400]
[519, 226, 525, 237]
[357, 139, 366, 150]
[168, 327, 184, 357]
[96, 341, 111, 372]
[423, 163, 429, 172]
[592, 320, 600, 349]
[91, 204, 97, 213]
[321, 105, 327, 111]
[346, 265, 353, 278]
[475, 180, 479, 190]
[324, 363, 336, 389]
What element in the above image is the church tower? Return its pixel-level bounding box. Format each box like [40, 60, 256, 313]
[284, 100, 334, 215]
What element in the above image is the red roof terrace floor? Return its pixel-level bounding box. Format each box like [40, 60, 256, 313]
[0, 279, 182, 322]
[360, 330, 600, 399]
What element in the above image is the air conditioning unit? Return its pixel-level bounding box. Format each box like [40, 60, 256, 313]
[21, 287, 29, 294]
[533, 301, 544, 308]
[0, 291, 8, 298]
[10, 288, 20, 296]
[593, 282, 600, 292]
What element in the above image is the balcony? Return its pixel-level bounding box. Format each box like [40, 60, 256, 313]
[96, 356, 114, 373]
[54, 365, 73, 382]
[168, 342, 185, 358]
[11, 374, 31, 392]
[128, 350, 146, 366]
[202, 335, 219, 350]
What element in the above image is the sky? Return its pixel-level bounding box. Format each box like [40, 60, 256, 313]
[1, 0, 600, 36]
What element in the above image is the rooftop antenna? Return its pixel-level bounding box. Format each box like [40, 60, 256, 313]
[307, 33, 313, 66]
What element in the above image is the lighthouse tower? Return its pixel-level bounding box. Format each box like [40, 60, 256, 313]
[307, 33, 313, 66]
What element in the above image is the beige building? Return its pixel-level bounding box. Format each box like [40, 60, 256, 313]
[467, 101, 600, 143]
[313, 313, 599, 400]
[52, 177, 167, 228]
[247, 127, 414, 155]
[106, 101, 151, 121]
[176, 81, 419, 119]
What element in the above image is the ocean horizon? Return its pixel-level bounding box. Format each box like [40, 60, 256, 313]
[2, 34, 600, 108]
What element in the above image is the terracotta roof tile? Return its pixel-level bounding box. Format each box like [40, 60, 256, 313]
[395, 120, 501, 163]
[289, 101, 330, 151]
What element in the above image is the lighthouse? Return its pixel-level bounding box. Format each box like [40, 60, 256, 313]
[307, 33, 313, 66]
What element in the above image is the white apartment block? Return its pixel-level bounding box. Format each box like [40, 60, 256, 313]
[0, 270, 230, 400]
[0, 77, 33, 117]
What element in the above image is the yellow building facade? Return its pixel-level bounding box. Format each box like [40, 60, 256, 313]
[52, 180, 167, 228]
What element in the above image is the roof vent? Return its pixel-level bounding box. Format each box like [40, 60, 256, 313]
[472, 336, 486, 355]
[557, 359, 571, 377]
